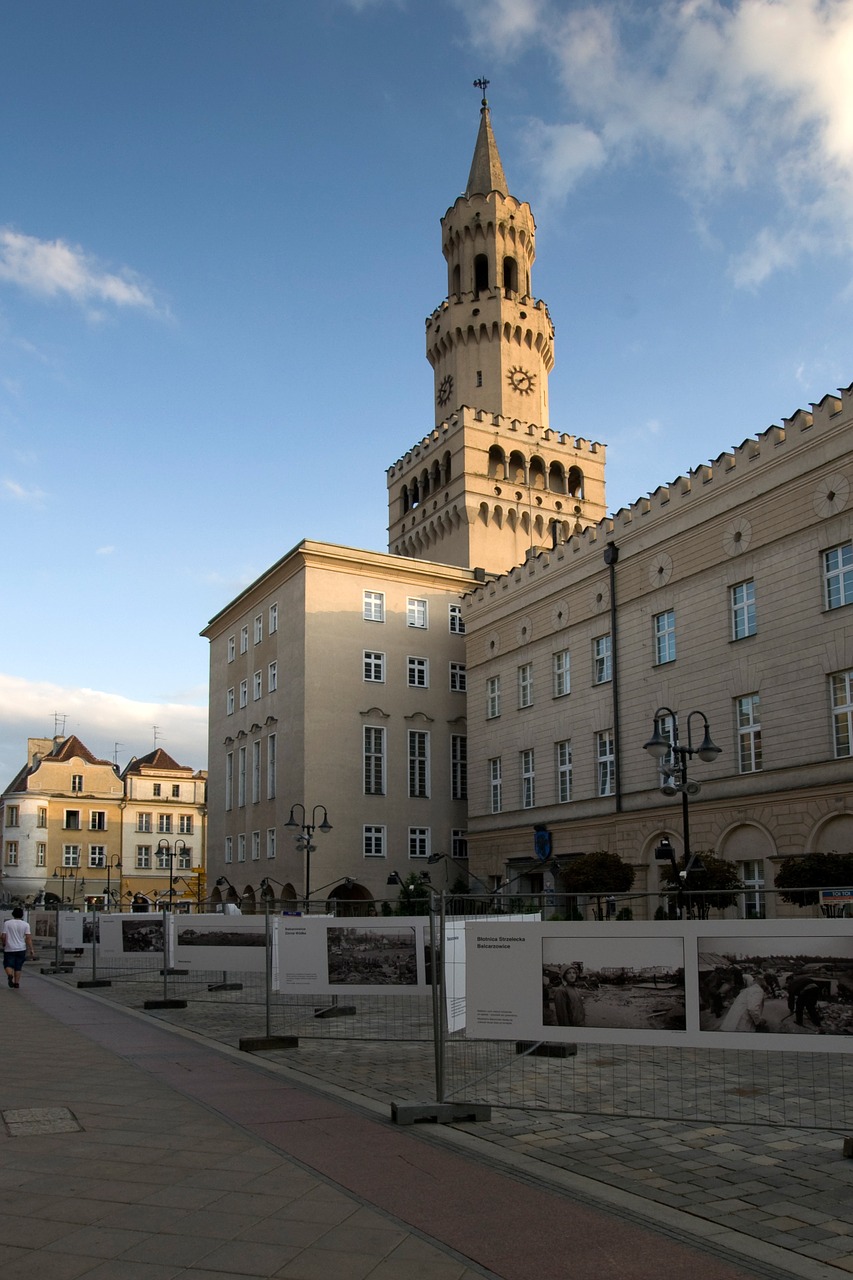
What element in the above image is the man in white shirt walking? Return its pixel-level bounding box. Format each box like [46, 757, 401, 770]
[2, 908, 35, 989]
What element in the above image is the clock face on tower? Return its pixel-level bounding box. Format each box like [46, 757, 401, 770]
[437, 374, 454, 407]
[508, 366, 535, 395]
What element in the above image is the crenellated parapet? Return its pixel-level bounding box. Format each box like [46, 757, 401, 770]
[464, 384, 853, 600]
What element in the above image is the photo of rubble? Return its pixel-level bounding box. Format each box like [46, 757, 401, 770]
[327, 926, 418, 986]
[542, 936, 685, 1031]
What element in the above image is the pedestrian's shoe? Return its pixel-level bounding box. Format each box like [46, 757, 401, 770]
[6, 976, 12, 988]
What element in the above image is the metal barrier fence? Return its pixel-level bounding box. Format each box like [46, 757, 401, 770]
[37, 892, 853, 1132]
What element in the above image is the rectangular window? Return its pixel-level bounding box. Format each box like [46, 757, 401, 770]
[267, 733, 277, 799]
[5, 805, 18, 827]
[137, 812, 152, 833]
[520, 748, 535, 808]
[224, 836, 232, 865]
[556, 739, 572, 803]
[158, 814, 172, 834]
[518, 662, 533, 708]
[553, 649, 570, 697]
[89, 846, 106, 868]
[408, 730, 430, 797]
[736, 694, 762, 773]
[71, 774, 83, 793]
[239, 679, 248, 708]
[654, 712, 678, 781]
[5, 842, 17, 867]
[363, 825, 386, 858]
[226, 688, 235, 715]
[593, 634, 612, 684]
[227, 636, 236, 662]
[268, 661, 277, 692]
[364, 650, 385, 682]
[489, 758, 502, 813]
[155, 845, 170, 871]
[37, 807, 47, 828]
[363, 590, 385, 622]
[409, 827, 430, 859]
[653, 610, 676, 665]
[449, 662, 467, 692]
[179, 815, 193, 835]
[240, 625, 248, 653]
[177, 846, 191, 870]
[64, 810, 81, 830]
[135, 845, 151, 869]
[225, 753, 233, 811]
[364, 726, 385, 795]
[253, 671, 262, 701]
[731, 580, 757, 640]
[89, 811, 106, 831]
[831, 670, 853, 758]
[251, 831, 260, 861]
[451, 829, 468, 860]
[238, 746, 247, 807]
[825, 542, 853, 609]
[254, 613, 263, 644]
[486, 675, 501, 719]
[407, 656, 429, 687]
[449, 603, 465, 634]
[172, 784, 180, 799]
[266, 828, 276, 859]
[252, 740, 261, 803]
[35, 843, 46, 867]
[451, 734, 467, 801]
[740, 859, 766, 920]
[63, 845, 80, 867]
[269, 602, 278, 634]
[596, 729, 615, 796]
[407, 598, 428, 628]
[153, 784, 161, 798]
[237, 834, 246, 863]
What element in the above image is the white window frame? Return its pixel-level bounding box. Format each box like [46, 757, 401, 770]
[267, 733, 276, 799]
[226, 688, 235, 715]
[88, 845, 106, 869]
[486, 675, 501, 719]
[653, 610, 676, 665]
[225, 753, 233, 811]
[240, 625, 248, 654]
[251, 830, 260, 861]
[266, 828, 276, 859]
[408, 827, 430, 859]
[556, 739, 572, 803]
[227, 636, 236, 662]
[824, 542, 853, 610]
[489, 757, 502, 813]
[520, 748, 535, 809]
[451, 829, 468, 860]
[451, 734, 467, 801]
[35, 843, 46, 867]
[407, 656, 429, 688]
[238, 746, 247, 808]
[731, 580, 756, 640]
[364, 726, 385, 795]
[449, 603, 465, 634]
[268, 661, 277, 693]
[63, 845, 80, 867]
[363, 590, 385, 622]
[363, 650, 385, 682]
[5, 842, 17, 867]
[518, 662, 533, 708]
[363, 825, 386, 858]
[736, 694, 762, 773]
[254, 614, 263, 644]
[158, 813, 172, 834]
[596, 729, 615, 796]
[593, 634, 612, 685]
[239, 679, 248, 708]
[252, 740, 261, 803]
[135, 845, 151, 869]
[449, 662, 467, 692]
[224, 836, 232, 864]
[553, 649, 570, 698]
[237, 834, 246, 863]
[831, 670, 853, 758]
[269, 602, 278, 634]
[407, 597, 428, 628]
[408, 730, 430, 798]
[253, 671, 262, 701]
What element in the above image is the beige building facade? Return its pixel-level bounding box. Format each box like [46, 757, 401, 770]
[0, 736, 207, 908]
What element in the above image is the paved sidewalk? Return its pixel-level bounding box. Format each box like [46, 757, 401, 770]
[0, 974, 792, 1280]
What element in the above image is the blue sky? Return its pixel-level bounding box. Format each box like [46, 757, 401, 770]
[2, 0, 853, 780]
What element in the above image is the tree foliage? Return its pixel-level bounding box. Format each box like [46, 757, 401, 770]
[658, 851, 742, 919]
[559, 851, 636, 895]
[393, 873, 431, 916]
[774, 851, 853, 907]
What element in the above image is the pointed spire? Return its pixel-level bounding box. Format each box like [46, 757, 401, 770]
[466, 80, 508, 197]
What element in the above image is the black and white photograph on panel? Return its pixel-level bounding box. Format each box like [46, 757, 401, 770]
[542, 935, 686, 1031]
[120, 918, 164, 953]
[177, 923, 265, 948]
[82, 916, 100, 945]
[327, 925, 418, 986]
[698, 936, 853, 1035]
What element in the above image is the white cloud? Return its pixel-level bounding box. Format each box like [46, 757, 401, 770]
[523, 119, 607, 204]
[0, 674, 208, 787]
[2, 478, 46, 504]
[457, 0, 853, 282]
[95, 545, 115, 556]
[0, 229, 162, 317]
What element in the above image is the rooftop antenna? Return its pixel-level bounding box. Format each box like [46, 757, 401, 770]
[152, 725, 161, 749]
[113, 743, 124, 767]
[53, 712, 67, 737]
[473, 77, 490, 106]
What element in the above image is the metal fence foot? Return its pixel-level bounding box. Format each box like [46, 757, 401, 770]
[144, 999, 187, 1009]
[239, 1035, 299, 1051]
[391, 1102, 491, 1125]
[515, 1040, 578, 1058]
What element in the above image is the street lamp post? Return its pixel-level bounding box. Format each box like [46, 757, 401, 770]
[106, 856, 121, 910]
[644, 707, 721, 905]
[284, 804, 332, 909]
[155, 839, 187, 910]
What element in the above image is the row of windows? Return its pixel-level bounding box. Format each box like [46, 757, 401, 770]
[364, 595, 465, 633]
[363, 651, 467, 691]
[364, 729, 467, 801]
[227, 604, 279, 661]
[133, 844, 193, 871]
[227, 662, 277, 712]
[487, 672, 853, 813]
[223, 827, 468, 864]
[135, 814, 194, 834]
[225, 735, 277, 810]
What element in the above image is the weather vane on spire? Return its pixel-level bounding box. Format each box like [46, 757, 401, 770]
[473, 77, 490, 106]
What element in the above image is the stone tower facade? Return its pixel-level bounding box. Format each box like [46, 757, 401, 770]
[387, 95, 607, 575]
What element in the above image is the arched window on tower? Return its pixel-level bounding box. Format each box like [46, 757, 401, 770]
[411, 478, 420, 508]
[529, 457, 546, 490]
[420, 468, 431, 499]
[430, 460, 441, 491]
[442, 450, 452, 484]
[488, 446, 506, 480]
[474, 254, 489, 296]
[503, 256, 518, 295]
[548, 462, 566, 494]
[568, 466, 584, 499]
[508, 451, 526, 484]
[400, 484, 410, 516]
[452, 263, 461, 296]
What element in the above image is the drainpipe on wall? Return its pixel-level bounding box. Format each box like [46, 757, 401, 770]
[604, 542, 622, 813]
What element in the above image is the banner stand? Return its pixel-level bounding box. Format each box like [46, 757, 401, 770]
[239, 903, 297, 1052]
[77, 907, 111, 989]
[41, 905, 74, 976]
[145, 909, 187, 1010]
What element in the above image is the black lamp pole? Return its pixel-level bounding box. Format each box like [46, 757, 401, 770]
[284, 804, 332, 908]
